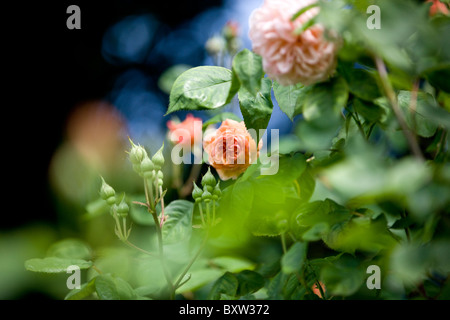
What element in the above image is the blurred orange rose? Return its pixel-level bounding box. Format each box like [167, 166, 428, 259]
[312, 281, 326, 299]
[167, 113, 202, 147]
[426, 0, 449, 16]
[203, 119, 261, 180]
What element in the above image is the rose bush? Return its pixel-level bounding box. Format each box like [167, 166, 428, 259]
[26, 0, 450, 302]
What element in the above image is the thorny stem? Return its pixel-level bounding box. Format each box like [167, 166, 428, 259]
[374, 56, 424, 161]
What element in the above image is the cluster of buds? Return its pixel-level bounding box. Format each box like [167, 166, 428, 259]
[192, 167, 221, 227]
[205, 20, 242, 63]
[100, 177, 131, 240]
[128, 138, 165, 187]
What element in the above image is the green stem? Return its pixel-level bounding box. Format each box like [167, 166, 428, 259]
[159, 185, 166, 227]
[366, 123, 376, 140]
[280, 233, 287, 254]
[351, 110, 366, 140]
[212, 200, 216, 226]
[144, 178, 155, 211]
[145, 177, 175, 298]
[374, 56, 424, 161]
[174, 231, 209, 290]
[401, 210, 411, 242]
[151, 209, 175, 298]
[123, 240, 156, 257]
[206, 202, 211, 226]
[198, 203, 206, 227]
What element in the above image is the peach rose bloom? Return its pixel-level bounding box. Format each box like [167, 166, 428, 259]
[426, 0, 449, 16]
[203, 119, 261, 180]
[167, 113, 202, 147]
[249, 0, 338, 86]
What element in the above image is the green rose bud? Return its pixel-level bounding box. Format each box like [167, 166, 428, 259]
[201, 167, 216, 188]
[192, 182, 203, 202]
[152, 143, 165, 169]
[140, 155, 154, 173]
[202, 189, 212, 203]
[110, 204, 118, 216]
[128, 139, 148, 165]
[212, 181, 221, 200]
[100, 177, 116, 204]
[117, 196, 129, 218]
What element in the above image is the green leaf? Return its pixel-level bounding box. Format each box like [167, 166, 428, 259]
[266, 271, 290, 300]
[398, 90, 441, 137]
[424, 64, 450, 93]
[95, 274, 138, 300]
[210, 256, 255, 273]
[167, 66, 238, 114]
[273, 82, 305, 121]
[202, 112, 242, 129]
[232, 49, 263, 95]
[291, 3, 318, 21]
[353, 98, 386, 124]
[208, 272, 239, 300]
[320, 254, 365, 296]
[161, 200, 194, 244]
[302, 222, 330, 241]
[25, 257, 93, 273]
[281, 242, 307, 274]
[216, 180, 254, 238]
[65, 277, 96, 300]
[46, 238, 92, 260]
[302, 77, 349, 121]
[235, 270, 265, 296]
[297, 167, 316, 203]
[95, 274, 120, 300]
[290, 199, 351, 240]
[177, 269, 224, 293]
[338, 63, 381, 101]
[83, 197, 108, 220]
[238, 77, 273, 140]
[323, 215, 397, 254]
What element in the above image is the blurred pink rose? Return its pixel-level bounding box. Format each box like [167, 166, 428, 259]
[203, 119, 261, 180]
[426, 0, 449, 16]
[167, 113, 202, 147]
[249, 0, 338, 86]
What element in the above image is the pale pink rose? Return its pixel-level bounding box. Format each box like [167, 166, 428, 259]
[249, 0, 338, 86]
[203, 119, 262, 180]
[167, 114, 202, 147]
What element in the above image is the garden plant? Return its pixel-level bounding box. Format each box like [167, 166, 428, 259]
[25, 0, 450, 300]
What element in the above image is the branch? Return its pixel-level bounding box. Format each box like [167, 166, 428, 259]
[374, 56, 424, 161]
